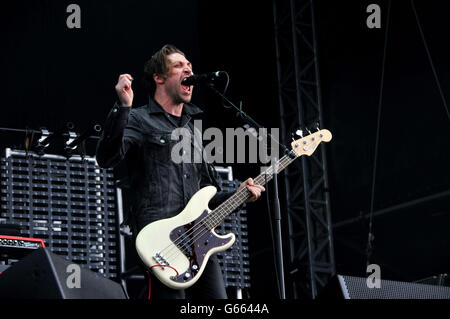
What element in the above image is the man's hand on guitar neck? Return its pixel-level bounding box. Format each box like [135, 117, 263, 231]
[239, 178, 265, 203]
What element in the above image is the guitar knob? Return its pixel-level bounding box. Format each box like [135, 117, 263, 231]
[184, 273, 191, 280]
[192, 265, 198, 271]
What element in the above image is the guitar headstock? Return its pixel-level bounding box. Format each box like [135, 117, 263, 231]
[290, 129, 332, 157]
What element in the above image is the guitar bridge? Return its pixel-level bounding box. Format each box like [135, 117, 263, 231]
[153, 252, 170, 269]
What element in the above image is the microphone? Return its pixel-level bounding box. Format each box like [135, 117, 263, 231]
[182, 71, 224, 86]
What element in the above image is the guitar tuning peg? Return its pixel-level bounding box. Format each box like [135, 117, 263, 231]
[295, 129, 303, 137]
[315, 122, 320, 131]
[306, 128, 312, 135]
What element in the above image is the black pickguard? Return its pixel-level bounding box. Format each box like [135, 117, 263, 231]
[169, 210, 233, 284]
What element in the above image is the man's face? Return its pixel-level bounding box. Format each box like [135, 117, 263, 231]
[160, 53, 194, 104]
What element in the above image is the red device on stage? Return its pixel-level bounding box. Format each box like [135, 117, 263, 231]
[0, 235, 46, 249]
[0, 235, 46, 274]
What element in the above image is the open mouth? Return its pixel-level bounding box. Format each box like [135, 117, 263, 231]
[181, 77, 192, 94]
[181, 84, 191, 93]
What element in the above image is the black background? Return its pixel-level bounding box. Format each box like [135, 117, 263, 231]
[1, 0, 449, 299]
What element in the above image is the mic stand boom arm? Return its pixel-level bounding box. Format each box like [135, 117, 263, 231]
[206, 83, 294, 158]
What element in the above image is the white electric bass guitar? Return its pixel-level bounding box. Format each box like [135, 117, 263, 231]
[135, 129, 332, 289]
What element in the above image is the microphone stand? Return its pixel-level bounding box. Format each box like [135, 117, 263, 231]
[206, 83, 289, 299]
[272, 159, 286, 299]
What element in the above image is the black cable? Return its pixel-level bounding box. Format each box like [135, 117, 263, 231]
[367, 0, 392, 267]
[221, 71, 232, 109]
[410, 0, 450, 123]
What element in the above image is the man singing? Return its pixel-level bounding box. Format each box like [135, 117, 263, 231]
[96, 44, 265, 299]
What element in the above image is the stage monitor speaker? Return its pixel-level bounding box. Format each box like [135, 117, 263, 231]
[0, 248, 127, 299]
[319, 275, 450, 299]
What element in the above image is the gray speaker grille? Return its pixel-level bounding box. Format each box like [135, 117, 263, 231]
[340, 275, 450, 299]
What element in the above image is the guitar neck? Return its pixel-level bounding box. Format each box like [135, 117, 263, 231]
[204, 154, 297, 229]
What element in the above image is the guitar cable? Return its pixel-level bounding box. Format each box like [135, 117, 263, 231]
[147, 264, 179, 300]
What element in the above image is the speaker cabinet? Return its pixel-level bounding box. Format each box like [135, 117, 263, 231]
[319, 275, 450, 299]
[0, 248, 126, 299]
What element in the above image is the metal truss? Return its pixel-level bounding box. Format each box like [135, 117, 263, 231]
[272, 0, 335, 299]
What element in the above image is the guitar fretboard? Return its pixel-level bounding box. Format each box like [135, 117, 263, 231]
[203, 153, 297, 229]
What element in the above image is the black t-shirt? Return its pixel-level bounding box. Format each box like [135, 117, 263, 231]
[166, 112, 183, 127]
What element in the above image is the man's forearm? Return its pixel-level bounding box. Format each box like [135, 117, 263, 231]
[96, 103, 131, 168]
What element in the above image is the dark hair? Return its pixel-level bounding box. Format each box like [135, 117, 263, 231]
[143, 44, 185, 96]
